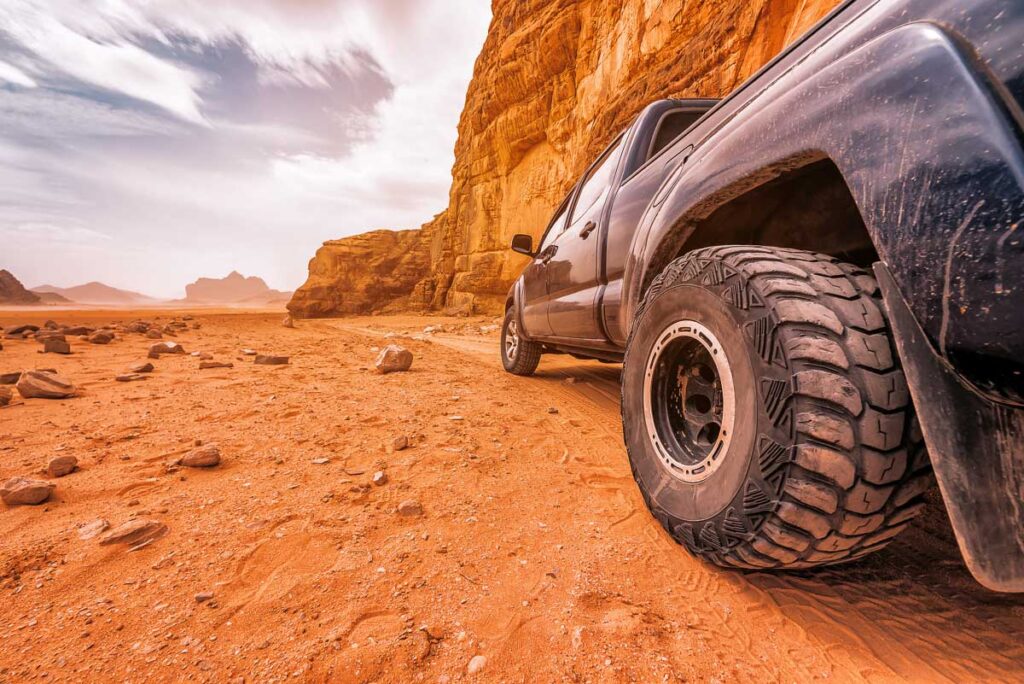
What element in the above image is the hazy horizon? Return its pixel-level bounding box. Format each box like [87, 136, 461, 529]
[0, 0, 491, 299]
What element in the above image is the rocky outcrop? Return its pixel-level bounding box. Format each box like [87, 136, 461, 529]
[0, 270, 41, 305]
[185, 271, 291, 305]
[292, 0, 839, 317]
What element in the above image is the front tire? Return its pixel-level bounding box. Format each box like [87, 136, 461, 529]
[501, 309, 541, 376]
[622, 246, 931, 570]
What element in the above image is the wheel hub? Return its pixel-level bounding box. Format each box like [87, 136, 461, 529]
[642, 320, 735, 483]
[505, 319, 519, 359]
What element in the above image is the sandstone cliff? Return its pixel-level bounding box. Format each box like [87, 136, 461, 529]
[0, 270, 41, 305]
[185, 271, 291, 305]
[290, 0, 838, 317]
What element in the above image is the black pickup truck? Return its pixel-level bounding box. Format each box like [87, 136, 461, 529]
[501, 0, 1024, 591]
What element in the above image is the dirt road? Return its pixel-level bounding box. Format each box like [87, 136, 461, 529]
[1, 311, 1022, 683]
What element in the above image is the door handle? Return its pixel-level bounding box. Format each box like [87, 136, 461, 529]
[540, 245, 558, 264]
[580, 221, 597, 239]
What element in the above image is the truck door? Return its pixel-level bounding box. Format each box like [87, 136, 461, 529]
[546, 137, 625, 341]
[520, 194, 572, 338]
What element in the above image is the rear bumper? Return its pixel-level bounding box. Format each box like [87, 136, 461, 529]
[877, 264, 1024, 592]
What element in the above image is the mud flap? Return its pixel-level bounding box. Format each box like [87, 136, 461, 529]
[876, 264, 1024, 592]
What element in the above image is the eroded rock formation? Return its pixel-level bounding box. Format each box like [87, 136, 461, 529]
[0, 269, 41, 305]
[185, 271, 291, 305]
[291, 0, 839, 317]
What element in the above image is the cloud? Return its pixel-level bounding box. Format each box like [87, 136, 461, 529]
[0, 59, 36, 87]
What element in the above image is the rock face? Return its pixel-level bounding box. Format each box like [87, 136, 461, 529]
[0, 270, 41, 305]
[185, 271, 291, 305]
[290, 0, 838, 316]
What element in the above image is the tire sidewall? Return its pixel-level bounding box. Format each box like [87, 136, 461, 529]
[500, 310, 517, 370]
[623, 282, 762, 523]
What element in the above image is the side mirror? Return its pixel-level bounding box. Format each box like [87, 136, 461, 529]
[510, 233, 534, 256]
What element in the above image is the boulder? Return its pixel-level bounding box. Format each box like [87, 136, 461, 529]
[145, 329, 163, 339]
[149, 341, 186, 356]
[16, 370, 76, 399]
[0, 477, 55, 506]
[88, 331, 114, 345]
[4, 324, 38, 336]
[43, 320, 59, 330]
[127, 321, 150, 333]
[254, 355, 289, 365]
[375, 345, 413, 374]
[179, 444, 221, 468]
[98, 519, 168, 547]
[43, 338, 71, 354]
[47, 455, 77, 477]
[0, 371, 20, 385]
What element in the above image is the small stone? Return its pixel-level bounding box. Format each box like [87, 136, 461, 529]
[16, 370, 76, 399]
[0, 371, 21, 385]
[254, 355, 289, 365]
[467, 655, 487, 675]
[129, 362, 154, 374]
[61, 326, 92, 336]
[115, 374, 147, 382]
[0, 386, 12, 406]
[241, 349, 257, 356]
[547, 407, 559, 414]
[282, 315, 295, 328]
[198, 352, 213, 360]
[145, 329, 163, 339]
[0, 477, 55, 506]
[375, 345, 413, 374]
[98, 519, 168, 548]
[42, 338, 71, 354]
[199, 361, 233, 370]
[88, 331, 114, 345]
[77, 519, 109, 540]
[149, 341, 186, 356]
[194, 591, 214, 603]
[43, 320, 59, 330]
[372, 471, 388, 486]
[311, 457, 330, 465]
[391, 435, 409, 452]
[179, 444, 221, 468]
[47, 455, 78, 477]
[397, 499, 423, 517]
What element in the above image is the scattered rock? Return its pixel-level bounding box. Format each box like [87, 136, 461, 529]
[254, 355, 289, 365]
[88, 331, 114, 345]
[311, 457, 330, 465]
[4, 324, 38, 336]
[61, 326, 92, 336]
[43, 319, 59, 330]
[179, 444, 221, 468]
[375, 345, 413, 374]
[150, 341, 186, 356]
[195, 591, 214, 603]
[127, 321, 150, 333]
[199, 361, 233, 370]
[145, 329, 163, 339]
[16, 370, 76, 399]
[0, 477, 55, 506]
[0, 371, 21, 385]
[196, 352, 213, 360]
[372, 471, 388, 486]
[129, 362, 154, 373]
[98, 519, 168, 548]
[547, 407, 559, 414]
[47, 455, 77, 477]
[467, 655, 487, 675]
[397, 499, 423, 517]
[43, 338, 71, 354]
[282, 315, 295, 328]
[77, 519, 109, 540]
[115, 374, 148, 382]
[391, 435, 409, 452]
[241, 349, 257, 356]
[0, 386, 12, 406]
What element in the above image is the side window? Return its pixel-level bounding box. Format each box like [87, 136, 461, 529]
[648, 111, 702, 160]
[568, 139, 624, 226]
[539, 198, 571, 251]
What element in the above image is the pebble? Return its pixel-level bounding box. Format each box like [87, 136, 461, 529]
[372, 471, 388, 486]
[149, 341, 186, 356]
[397, 499, 423, 517]
[129, 362, 155, 374]
[47, 455, 78, 477]
[254, 355, 289, 365]
[16, 370, 76, 399]
[391, 435, 409, 452]
[375, 345, 413, 374]
[0, 477, 55, 506]
[194, 591, 214, 603]
[311, 457, 330, 465]
[115, 374, 148, 382]
[88, 331, 114, 345]
[199, 361, 233, 370]
[467, 655, 487, 675]
[241, 349, 257, 356]
[179, 444, 221, 468]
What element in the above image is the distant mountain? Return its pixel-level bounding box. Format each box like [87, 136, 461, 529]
[32, 281, 158, 305]
[184, 271, 292, 304]
[36, 291, 72, 304]
[0, 269, 42, 305]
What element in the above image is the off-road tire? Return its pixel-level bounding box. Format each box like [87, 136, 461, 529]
[501, 309, 542, 376]
[621, 246, 932, 570]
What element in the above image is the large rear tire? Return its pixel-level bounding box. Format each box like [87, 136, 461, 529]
[621, 246, 932, 569]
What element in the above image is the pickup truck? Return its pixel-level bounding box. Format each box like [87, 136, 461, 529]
[501, 0, 1024, 591]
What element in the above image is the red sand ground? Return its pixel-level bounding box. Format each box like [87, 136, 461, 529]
[1, 309, 1023, 683]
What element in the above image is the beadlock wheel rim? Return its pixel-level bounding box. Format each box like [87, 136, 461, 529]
[642, 319, 736, 483]
[505, 319, 519, 360]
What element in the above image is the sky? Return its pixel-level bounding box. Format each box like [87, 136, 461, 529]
[0, 0, 491, 298]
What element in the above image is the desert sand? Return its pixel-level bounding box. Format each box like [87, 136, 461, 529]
[1, 309, 1023, 683]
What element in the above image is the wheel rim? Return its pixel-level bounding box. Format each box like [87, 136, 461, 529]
[505, 319, 519, 360]
[642, 319, 735, 483]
